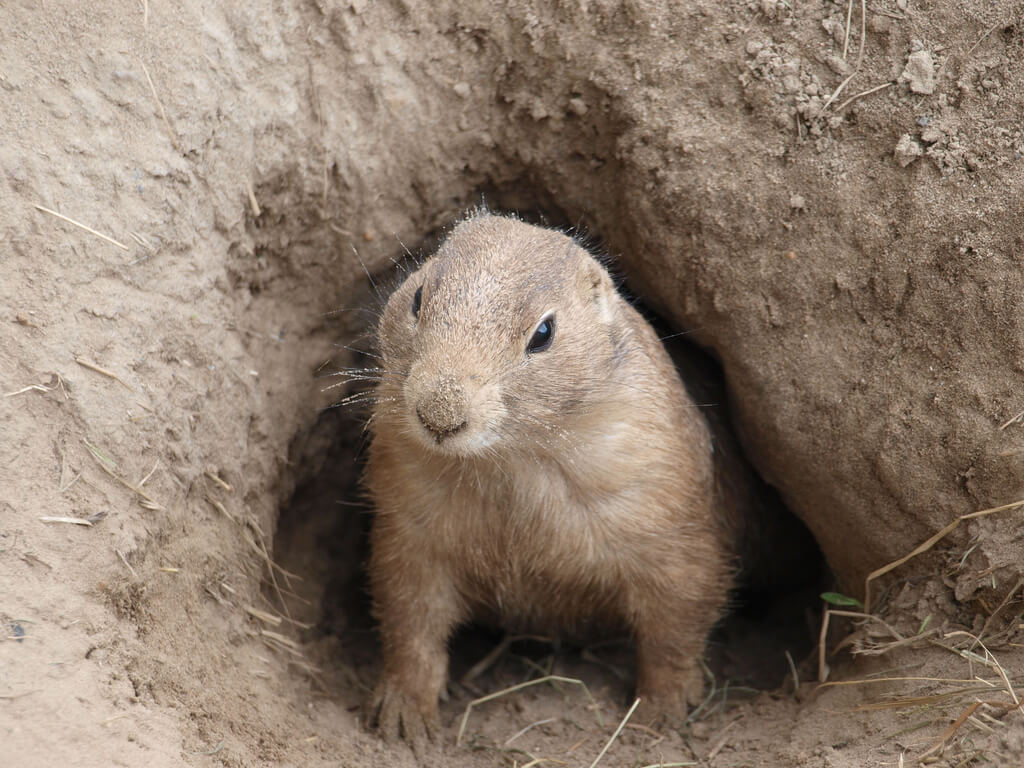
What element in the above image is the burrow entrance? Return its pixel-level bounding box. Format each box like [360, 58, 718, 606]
[267, 194, 829, 739]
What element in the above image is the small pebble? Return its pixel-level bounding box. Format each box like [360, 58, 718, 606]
[894, 134, 923, 166]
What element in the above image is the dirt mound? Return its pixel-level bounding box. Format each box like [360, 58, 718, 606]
[3, 0, 1023, 766]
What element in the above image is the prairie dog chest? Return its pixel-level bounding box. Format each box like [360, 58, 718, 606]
[428, 460, 639, 621]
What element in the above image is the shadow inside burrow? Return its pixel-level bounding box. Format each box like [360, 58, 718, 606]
[267, 194, 829, 722]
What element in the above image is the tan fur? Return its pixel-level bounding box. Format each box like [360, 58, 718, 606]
[364, 213, 731, 749]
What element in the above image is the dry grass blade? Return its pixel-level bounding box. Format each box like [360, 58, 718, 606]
[998, 409, 1024, 430]
[916, 701, 981, 762]
[976, 576, 1024, 646]
[818, 609, 905, 682]
[623, 722, 662, 739]
[129, 231, 155, 251]
[460, 634, 555, 686]
[260, 629, 303, 658]
[504, 717, 556, 746]
[83, 439, 116, 467]
[204, 470, 233, 492]
[821, 0, 866, 112]
[205, 585, 233, 608]
[238, 518, 302, 627]
[116, 549, 139, 579]
[461, 634, 513, 686]
[706, 718, 740, 760]
[588, 697, 640, 768]
[685, 661, 720, 722]
[941, 631, 1020, 708]
[137, 460, 160, 487]
[4, 383, 55, 397]
[864, 498, 1024, 612]
[244, 605, 283, 627]
[835, 81, 893, 111]
[818, 675, 981, 690]
[206, 495, 236, 522]
[260, 629, 299, 649]
[245, 180, 261, 217]
[966, 714, 997, 734]
[841, 0, 854, 59]
[966, 20, 1005, 60]
[75, 356, 136, 393]
[785, 649, 800, 693]
[857, 628, 940, 656]
[140, 60, 180, 151]
[39, 516, 92, 526]
[83, 440, 163, 510]
[243, 528, 301, 581]
[33, 204, 129, 250]
[456, 675, 600, 747]
[850, 687, 999, 711]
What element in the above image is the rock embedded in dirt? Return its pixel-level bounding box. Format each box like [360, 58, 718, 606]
[920, 125, 943, 144]
[901, 50, 936, 94]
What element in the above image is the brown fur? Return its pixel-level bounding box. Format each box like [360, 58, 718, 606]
[364, 213, 732, 749]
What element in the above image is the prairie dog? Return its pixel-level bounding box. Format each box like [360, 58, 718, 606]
[364, 213, 731, 748]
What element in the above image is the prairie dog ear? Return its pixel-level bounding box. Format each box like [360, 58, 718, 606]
[580, 257, 617, 325]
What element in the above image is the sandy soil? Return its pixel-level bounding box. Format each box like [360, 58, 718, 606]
[3, 0, 1024, 766]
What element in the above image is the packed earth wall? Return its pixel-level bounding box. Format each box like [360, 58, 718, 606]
[3, 1, 1024, 766]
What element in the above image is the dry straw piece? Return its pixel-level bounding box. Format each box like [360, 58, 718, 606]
[588, 697, 640, 768]
[916, 701, 981, 761]
[75, 356, 137, 393]
[821, 0, 867, 112]
[456, 675, 601, 747]
[33, 204, 130, 250]
[140, 59, 180, 151]
[39, 516, 92, 526]
[83, 439, 164, 510]
[864, 498, 1024, 613]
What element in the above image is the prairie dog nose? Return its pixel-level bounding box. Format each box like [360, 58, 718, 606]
[415, 375, 468, 441]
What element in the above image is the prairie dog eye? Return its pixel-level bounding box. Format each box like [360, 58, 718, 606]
[526, 314, 555, 353]
[412, 285, 423, 319]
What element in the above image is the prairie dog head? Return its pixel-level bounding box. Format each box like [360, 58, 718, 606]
[373, 214, 626, 459]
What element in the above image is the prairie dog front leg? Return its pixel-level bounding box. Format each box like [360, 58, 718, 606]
[366, 523, 465, 751]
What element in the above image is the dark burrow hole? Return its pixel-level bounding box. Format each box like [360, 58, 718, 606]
[270, 196, 829, 724]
